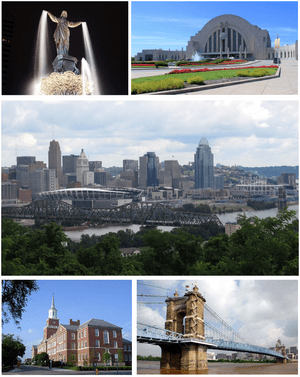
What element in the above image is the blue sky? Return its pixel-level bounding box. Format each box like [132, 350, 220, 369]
[2, 280, 132, 360]
[137, 280, 298, 356]
[131, 1, 298, 56]
[2, 101, 298, 168]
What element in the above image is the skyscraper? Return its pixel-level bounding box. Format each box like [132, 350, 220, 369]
[76, 149, 89, 185]
[139, 152, 159, 188]
[194, 138, 214, 189]
[48, 140, 63, 185]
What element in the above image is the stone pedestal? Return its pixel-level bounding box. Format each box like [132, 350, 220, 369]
[160, 344, 208, 374]
[52, 55, 80, 75]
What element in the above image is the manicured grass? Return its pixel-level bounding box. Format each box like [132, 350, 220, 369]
[132, 68, 277, 84]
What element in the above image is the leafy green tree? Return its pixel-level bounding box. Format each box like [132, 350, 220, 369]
[37, 352, 49, 365]
[103, 350, 111, 369]
[117, 350, 124, 363]
[2, 334, 26, 367]
[67, 353, 76, 366]
[2, 281, 39, 329]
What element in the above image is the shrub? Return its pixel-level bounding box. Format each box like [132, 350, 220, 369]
[237, 69, 271, 77]
[132, 77, 184, 94]
[155, 61, 168, 68]
[186, 76, 205, 85]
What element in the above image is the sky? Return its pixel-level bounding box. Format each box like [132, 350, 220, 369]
[1, 100, 298, 169]
[137, 279, 298, 356]
[2, 280, 132, 360]
[2, 2, 128, 94]
[131, 1, 298, 56]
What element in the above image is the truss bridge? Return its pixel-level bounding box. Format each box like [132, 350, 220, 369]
[2, 200, 223, 227]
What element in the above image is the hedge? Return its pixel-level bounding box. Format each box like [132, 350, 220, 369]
[76, 366, 132, 371]
[186, 76, 205, 85]
[237, 69, 272, 77]
[132, 77, 185, 94]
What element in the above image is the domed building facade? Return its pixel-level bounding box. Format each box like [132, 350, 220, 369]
[135, 14, 297, 61]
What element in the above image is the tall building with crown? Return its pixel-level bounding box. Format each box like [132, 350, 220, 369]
[194, 138, 214, 189]
[76, 149, 90, 186]
[32, 296, 131, 367]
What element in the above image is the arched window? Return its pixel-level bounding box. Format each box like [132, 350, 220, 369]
[104, 330, 109, 344]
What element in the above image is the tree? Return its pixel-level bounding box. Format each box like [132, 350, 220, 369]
[37, 352, 49, 365]
[2, 334, 26, 367]
[103, 350, 111, 369]
[2, 281, 39, 329]
[117, 349, 124, 363]
[67, 354, 76, 367]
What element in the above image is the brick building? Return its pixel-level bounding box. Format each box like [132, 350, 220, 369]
[32, 296, 131, 366]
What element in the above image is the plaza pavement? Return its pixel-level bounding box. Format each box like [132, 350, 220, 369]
[131, 59, 298, 95]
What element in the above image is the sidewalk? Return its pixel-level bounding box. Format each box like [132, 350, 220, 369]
[179, 59, 297, 95]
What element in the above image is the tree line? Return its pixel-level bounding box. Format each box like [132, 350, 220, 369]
[2, 209, 298, 276]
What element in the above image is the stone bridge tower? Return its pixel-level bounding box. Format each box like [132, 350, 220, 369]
[160, 285, 208, 374]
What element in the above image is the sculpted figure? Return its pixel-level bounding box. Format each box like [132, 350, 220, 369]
[47, 11, 82, 55]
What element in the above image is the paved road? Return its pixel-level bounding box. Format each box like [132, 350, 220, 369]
[4, 365, 132, 375]
[131, 59, 298, 95]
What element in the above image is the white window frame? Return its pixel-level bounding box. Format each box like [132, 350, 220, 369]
[104, 330, 109, 344]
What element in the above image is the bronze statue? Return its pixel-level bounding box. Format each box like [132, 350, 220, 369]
[47, 11, 82, 55]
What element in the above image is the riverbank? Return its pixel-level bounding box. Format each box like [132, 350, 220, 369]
[137, 361, 298, 374]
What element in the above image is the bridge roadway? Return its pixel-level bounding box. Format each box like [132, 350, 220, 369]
[137, 323, 288, 360]
[1, 199, 223, 227]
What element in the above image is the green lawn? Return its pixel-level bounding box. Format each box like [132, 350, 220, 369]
[132, 68, 277, 84]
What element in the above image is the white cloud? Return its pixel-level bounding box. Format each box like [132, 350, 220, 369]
[1, 101, 298, 168]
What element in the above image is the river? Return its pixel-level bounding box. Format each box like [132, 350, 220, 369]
[64, 205, 298, 242]
[137, 360, 298, 374]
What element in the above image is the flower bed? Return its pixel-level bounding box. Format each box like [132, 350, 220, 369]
[178, 59, 247, 66]
[167, 65, 278, 75]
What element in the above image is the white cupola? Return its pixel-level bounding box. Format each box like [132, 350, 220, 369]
[48, 295, 58, 319]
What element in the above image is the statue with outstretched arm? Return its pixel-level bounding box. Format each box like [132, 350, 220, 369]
[47, 11, 82, 55]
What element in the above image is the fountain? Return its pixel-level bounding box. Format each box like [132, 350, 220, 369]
[35, 10, 98, 95]
[82, 23, 100, 95]
[192, 51, 203, 61]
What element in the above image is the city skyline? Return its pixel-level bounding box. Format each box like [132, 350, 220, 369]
[2, 280, 132, 360]
[2, 101, 298, 169]
[131, 1, 298, 56]
[137, 280, 298, 357]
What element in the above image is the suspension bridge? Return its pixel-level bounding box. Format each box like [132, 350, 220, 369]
[2, 199, 223, 227]
[137, 283, 288, 373]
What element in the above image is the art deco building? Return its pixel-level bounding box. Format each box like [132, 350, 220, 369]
[136, 14, 298, 61]
[76, 149, 89, 185]
[32, 296, 131, 367]
[194, 138, 214, 189]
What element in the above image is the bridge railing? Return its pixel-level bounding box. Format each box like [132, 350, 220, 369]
[138, 323, 184, 342]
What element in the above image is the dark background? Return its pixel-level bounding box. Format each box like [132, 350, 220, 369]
[2, 2, 128, 95]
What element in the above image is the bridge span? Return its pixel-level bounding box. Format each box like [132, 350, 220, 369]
[137, 323, 287, 359]
[2, 199, 223, 227]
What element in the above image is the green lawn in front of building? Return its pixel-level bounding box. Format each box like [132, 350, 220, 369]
[132, 67, 278, 84]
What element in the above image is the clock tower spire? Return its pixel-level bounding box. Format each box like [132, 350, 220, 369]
[49, 294, 58, 319]
[43, 295, 59, 339]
